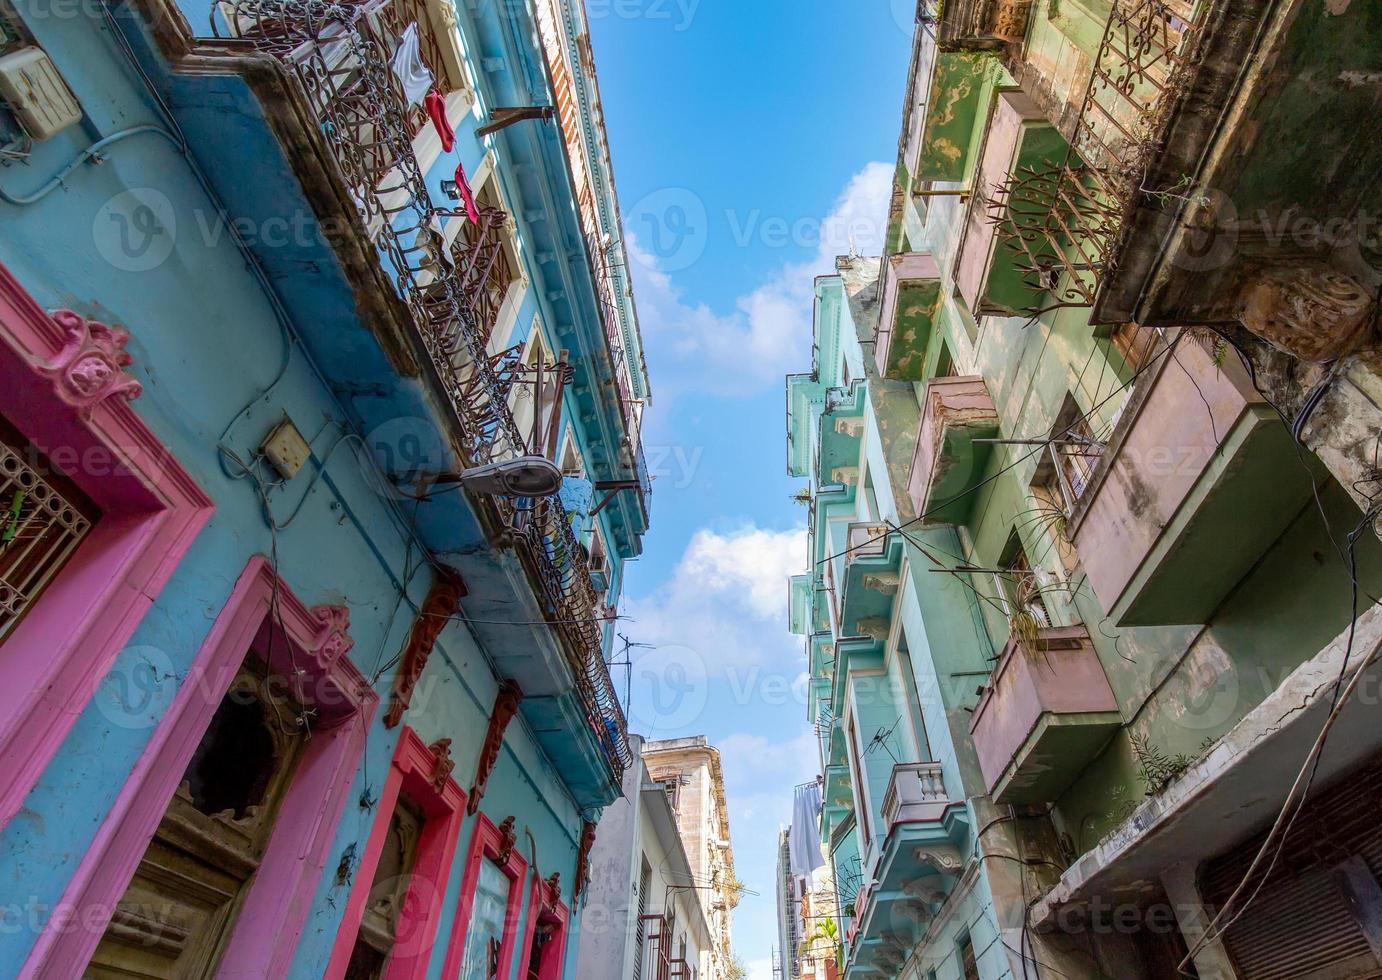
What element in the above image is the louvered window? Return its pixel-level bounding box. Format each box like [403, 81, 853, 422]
[1202, 757, 1382, 979]
[634, 856, 651, 980]
[0, 416, 97, 641]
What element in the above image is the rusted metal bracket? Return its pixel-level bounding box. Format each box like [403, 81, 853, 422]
[476, 105, 556, 139]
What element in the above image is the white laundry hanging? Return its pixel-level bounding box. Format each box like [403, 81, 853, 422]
[390, 22, 434, 108]
[790, 780, 825, 879]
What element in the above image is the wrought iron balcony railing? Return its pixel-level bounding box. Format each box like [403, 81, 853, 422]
[985, 0, 1202, 318]
[211, 0, 630, 776]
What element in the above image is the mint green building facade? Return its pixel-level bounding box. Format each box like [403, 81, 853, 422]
[789, 3, 1382, 978]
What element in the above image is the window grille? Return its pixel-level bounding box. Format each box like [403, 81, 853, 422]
[0, 425, 95, 641]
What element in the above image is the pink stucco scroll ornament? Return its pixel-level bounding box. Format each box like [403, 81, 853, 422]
[39, 310, 143, 416]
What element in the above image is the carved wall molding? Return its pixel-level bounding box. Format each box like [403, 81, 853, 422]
[428, 737, 455, 792]
[467, 679, 523, 814]
[384, 567, 467, 727]
[307, 605, 353, 671]
[913, 844, 966, 877]
[40, 310, 143, 417]
[1237, 264, 1376, 362]
[574, 819, 597, 903]
[496, 816, 517, 866]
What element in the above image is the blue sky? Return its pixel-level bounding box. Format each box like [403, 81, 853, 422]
[588, 3, 913, 976]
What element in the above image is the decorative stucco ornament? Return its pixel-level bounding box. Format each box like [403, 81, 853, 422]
[40, 310, 143, 416]
[1238, 265, 1375, 362]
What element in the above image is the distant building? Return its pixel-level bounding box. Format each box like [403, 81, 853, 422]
[775, 829, 801, 980]
[574, 734, 712, 980]
[642, 736, 739, 980]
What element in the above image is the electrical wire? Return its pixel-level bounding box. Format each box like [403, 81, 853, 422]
[1170, 327, 1382, 972]
[0, 125, 181, 205]
[818, 332, 1184, 568]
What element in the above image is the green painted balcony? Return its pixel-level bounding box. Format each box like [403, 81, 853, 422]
[912, 52, 990, 183]
[1067, 335, 1319, 626]
[845, 761, 970, 980]
[969, 626, 1122, 805]
[823, 759, 854, 844]
[819, 383, 868, 488]
[906, 376, 1000, 526]
[873, 252, 942, 381]
[831, 635, 884, 720]
[838, 523, 905, 641]
[788, 573, 812, 635]
[954, 89, 1067, 318]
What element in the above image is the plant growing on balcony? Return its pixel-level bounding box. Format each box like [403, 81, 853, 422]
[1130, 731, 1192, 795]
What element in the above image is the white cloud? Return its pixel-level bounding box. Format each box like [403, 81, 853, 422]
[622, 524, 806, 670]
[620, 524, 807, 734]
[628, 162, 893, 398]
[679, 525, 809, 618]
[719, 730, 820, 789]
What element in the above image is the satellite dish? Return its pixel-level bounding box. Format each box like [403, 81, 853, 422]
[458, 456, 564, 497]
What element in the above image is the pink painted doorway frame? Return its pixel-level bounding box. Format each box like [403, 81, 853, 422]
[517, 876, 571, 980]
[323, 726, 467, 980]
[21, 555, 379, 979]
[0, 261, 213, 829]
[440, 812, 530, 979]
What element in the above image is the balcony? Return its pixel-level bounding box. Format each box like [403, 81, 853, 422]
[823, 760, 854, 845]
[912, 52, 989, 183]
[212, 0, 631, 794]
[935, 0, 1034, 51]
[818, 383, 867, 488]
[980, 0, 1205, 321]
[844, 758, 968, 980]
[1068, 333, 1317, 626]
[881, 762, 949, 829]
[969, 626, 1121, 804]
[906, 376, 999, 526]
[838, 523, 904, 640]
[954, 90, 1068, 318]
[872, 252, 942, 381]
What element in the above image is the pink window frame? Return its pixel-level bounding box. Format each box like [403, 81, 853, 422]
[0, 261, 214, 830]
[518, 877, 570, 980]
[324, 725, 467, 980]
[441, 812, 530, 979]
[21, 555, 379, 979]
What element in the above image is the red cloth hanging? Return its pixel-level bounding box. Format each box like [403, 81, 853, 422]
[425, 88, 454, 153]
[454, 160, 480, 225]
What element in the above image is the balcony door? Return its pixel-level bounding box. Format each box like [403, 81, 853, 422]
[86, 664, 306, 978]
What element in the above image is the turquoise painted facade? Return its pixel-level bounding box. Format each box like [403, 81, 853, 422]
[0, 0, 648, 976]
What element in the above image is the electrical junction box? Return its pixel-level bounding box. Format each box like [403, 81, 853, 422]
[259, 417, 312, 481]
[0, 46, 82, 140]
